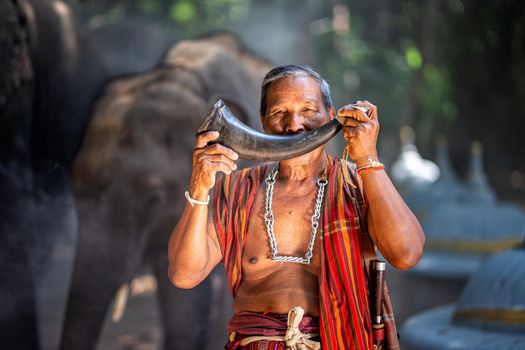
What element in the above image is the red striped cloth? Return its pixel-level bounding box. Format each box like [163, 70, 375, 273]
[214, 156, 373, 349]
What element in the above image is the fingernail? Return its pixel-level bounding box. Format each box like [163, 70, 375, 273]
[233, 164, 237, 170]
[233, 153, 239, 160]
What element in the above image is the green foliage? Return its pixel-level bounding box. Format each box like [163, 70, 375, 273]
[202, 0, 251, 24]
[315, 27, 417, 130]
[106, 5, 126, 22]
[170, 2, 196, 23]
[421, 65, 456, 122]
[82, 0, 253, 35]
[76, 0, 524, 200]
[405, 46, 422, 69]
[136, 0, 162, 13]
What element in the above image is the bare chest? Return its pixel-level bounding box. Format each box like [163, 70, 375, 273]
[242, 185, 322, 277]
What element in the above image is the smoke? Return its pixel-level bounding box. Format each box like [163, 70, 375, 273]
[230, 0, 321, 66]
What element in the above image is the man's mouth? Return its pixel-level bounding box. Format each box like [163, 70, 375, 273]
[282, 129, 308, 136]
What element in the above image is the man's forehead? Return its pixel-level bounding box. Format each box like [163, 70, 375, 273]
[265, 75, 323, 102]
[268, 94, 321, 106]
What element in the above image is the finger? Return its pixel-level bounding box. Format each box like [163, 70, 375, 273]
[338, 106, 369, 122]
[195, 131, 219, 148]
[200, 154, 237, 170]
[207, 160, 235, 175]
[195, 143, 239, 160]
[355, 100, 378, 121]
[343, 126, 360, 140]
[348, 103, 370, 114]
[342, 117, 362, 128]
[197, 158, 233, 177]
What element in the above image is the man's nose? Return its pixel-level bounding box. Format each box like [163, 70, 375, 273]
[284, 112, 305, 134]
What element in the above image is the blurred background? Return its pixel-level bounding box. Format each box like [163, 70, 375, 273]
[1, 0, 524, 349]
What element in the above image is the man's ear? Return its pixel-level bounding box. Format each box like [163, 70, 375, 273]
[260, 114, 267, 132]
[329, 107, 336, 120]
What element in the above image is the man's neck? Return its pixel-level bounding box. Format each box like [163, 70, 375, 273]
[276, 149, 327, 183]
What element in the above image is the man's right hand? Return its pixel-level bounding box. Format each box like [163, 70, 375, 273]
[189, 131, 238, 200]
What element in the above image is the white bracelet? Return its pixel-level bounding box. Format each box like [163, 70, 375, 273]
[184, 191, 210, 207]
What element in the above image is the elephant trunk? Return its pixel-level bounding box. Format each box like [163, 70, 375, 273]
[197, 100, 343, 162]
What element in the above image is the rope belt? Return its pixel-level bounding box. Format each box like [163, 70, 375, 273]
[238, 307, 321, 350]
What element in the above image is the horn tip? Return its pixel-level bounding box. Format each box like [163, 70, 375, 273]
[197, 100, 224, 135]
[214, 99, 225, 108]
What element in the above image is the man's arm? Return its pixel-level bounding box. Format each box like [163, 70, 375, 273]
[358, 164, 424, 269]
[167, 131, 238, 288]
[339, 101, 425, 270]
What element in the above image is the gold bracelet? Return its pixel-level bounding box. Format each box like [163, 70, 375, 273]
[184, 191, 210, 207]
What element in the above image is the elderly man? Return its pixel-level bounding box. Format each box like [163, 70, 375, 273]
[168, 65, 424, 349]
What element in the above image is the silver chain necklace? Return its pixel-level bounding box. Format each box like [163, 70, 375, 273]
[264, 162, 328, 264]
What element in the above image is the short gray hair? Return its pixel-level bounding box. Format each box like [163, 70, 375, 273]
[260, 65, 334, 116]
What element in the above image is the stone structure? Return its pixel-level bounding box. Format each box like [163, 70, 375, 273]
[401, 245, 525, 350]
[388, 137, 525, 325]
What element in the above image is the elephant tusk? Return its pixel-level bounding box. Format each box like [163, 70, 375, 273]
[112, 283, 130, 323]
[197, 100, 343, 162]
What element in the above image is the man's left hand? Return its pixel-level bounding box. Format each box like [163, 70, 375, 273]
[338, 100, 379, 165]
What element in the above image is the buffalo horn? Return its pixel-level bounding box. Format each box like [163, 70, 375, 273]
[197, 100, 343, 162]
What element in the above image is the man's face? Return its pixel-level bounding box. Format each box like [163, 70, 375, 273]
[261, 75, 334, 135]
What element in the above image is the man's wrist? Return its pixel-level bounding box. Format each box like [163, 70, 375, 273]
[185, 191, 210, 207]
[188, 185, 210, 202]
[353, 154, 380, 168]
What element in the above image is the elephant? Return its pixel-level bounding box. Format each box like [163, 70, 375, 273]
[61, 33, 272, 350]
[0, 1, 38, 348]
[0, 0, 109, 348]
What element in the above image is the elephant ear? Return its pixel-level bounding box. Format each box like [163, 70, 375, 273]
[71, 80, 130, 194]
[163, 33, 273, 130]
[71, 63, 209, 195]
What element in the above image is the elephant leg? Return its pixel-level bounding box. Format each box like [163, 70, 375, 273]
[60, 225, 136, 350]
[0, 183, 40, 349]
[152, 256, 213, 350]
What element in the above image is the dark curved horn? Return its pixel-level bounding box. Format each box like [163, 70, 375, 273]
[197, 100, 343, 162]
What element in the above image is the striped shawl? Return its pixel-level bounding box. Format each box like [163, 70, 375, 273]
[213, 156, 373, 349]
